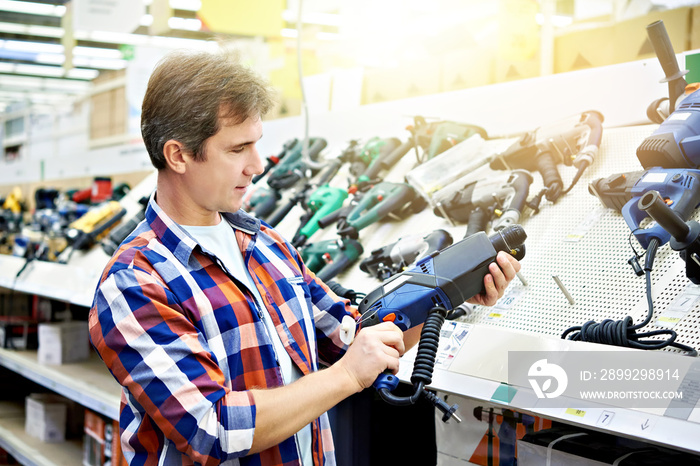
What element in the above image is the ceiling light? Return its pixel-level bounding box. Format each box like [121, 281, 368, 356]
[168, 17, 202, 31]
[143, 0, 202, 11]
[0, 0, 65, 17]
[0, 62, 99, 80]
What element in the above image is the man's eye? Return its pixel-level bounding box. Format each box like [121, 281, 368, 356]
[232, 146, 245, 153]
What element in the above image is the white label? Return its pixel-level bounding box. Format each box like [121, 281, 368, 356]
[669, 112, 692, 121]
[639, 172, 668, 184]
[434, 321, 471, 369]
[656, 284, 700, 328]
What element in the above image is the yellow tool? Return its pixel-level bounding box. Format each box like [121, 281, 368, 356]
[59, 201, 126, 263]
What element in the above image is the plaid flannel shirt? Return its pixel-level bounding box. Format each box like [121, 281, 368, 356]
[89, 195, 357, 466]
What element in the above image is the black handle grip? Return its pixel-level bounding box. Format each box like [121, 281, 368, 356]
[646, 20, 688, 112]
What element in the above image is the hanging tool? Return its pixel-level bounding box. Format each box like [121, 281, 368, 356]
[433, 170, 533, 237]
[101, 196, 149, 256]
[267, 149, 347, 236]
[349, 137, 413, 194]
[358, 225, 527, 422]
[644, 20, 689, 123]
[253, 138, 297, 184]
[590, 168, 700, 250]
[637, 85, 700, 169]
[489, 110, 604, 207]
[359, 229, 454, 280]
[299, 237, 364, 282]
[57, 200, 127, 264]
[266, 137, 328, 190]
[407, 115, 488, 163]
[335, 182, 426, 240]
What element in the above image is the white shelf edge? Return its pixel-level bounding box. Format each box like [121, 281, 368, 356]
[0, 412, 82, 466]
[0, 349, 120, 421]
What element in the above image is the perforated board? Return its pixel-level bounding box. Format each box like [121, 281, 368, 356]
[273, 125, 700, 355]
[462, 125, 700, 355]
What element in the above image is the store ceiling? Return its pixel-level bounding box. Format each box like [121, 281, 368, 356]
[0, 0, 689, 116]
[0, 0, 343, 114]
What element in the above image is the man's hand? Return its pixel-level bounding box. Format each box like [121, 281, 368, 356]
[335, 322, 405, 392]
[467, 251, 521, 307]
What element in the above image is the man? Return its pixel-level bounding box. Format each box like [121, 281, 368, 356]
[89, 49, 521, 466]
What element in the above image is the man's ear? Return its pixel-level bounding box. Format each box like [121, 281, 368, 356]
[163, 139, 190, 174]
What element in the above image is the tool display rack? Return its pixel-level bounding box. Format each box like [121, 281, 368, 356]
[1, 53, 700, 464]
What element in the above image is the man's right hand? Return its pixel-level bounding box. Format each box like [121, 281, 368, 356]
[335, 321, 405, 392]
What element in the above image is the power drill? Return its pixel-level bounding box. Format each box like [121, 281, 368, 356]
[489, 110, 604, 205]
[589, 168, 700, 250]
[359, 229, 454, 280]
[358, 225, 527, 421]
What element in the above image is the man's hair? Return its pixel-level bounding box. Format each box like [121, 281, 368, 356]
[141, 49, 275, 170]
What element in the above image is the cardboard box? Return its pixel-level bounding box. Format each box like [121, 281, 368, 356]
[614, 7, 691, 65]
[90, 69, 127, 141]
[440, 47, 494, 92]
[38, 321, 90, 365]
[362, 58, 442, 105]
[554, 24, 616, 73]
[25, 393, 68, 443]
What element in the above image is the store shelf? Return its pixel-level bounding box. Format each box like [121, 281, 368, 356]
[0, 170, 157, 307]
[396, 325, 700, 454]
[0, 349, 121, 421]
[0, 402, 82, 466]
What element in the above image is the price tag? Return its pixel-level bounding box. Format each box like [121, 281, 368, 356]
[487, 287, 525, 321]
[565, 408, 587, 418]
[656, 285, 700, 329]
[597, 410, 615, 427]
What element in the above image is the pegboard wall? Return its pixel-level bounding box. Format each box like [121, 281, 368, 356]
[273, 124, 700, 357]
[459, 124, 700, 355]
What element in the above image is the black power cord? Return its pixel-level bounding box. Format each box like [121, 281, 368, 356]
[562, 238, 697, 356]
[377, 306, 462, 422]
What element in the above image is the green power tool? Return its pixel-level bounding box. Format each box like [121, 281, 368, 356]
[300, 237, 364, 281]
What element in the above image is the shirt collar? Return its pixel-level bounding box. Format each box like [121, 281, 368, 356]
[144, 191, 261, 263]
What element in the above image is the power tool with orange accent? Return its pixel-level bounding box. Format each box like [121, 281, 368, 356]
[358, 225, 526, 422]
[590, 168, 700, 251]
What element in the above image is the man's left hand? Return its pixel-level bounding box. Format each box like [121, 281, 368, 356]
[467, 251, 521, 307]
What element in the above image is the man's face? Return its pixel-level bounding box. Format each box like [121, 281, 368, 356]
[181, 114, 264, 221]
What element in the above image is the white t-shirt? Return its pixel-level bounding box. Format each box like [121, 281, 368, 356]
[181, 217, 312, 464]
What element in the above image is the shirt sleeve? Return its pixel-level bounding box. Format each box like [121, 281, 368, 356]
[89, 264, 256, 465]
[291, 245, 360, 367]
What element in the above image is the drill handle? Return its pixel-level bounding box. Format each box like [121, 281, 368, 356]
[536, 151, 564, 202]
[646, 20, 689, 113]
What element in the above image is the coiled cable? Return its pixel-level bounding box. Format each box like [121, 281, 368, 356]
[378, 306, 462, 422]
[562, 238, 697, 356]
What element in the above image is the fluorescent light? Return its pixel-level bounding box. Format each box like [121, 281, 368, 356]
[2, 40, 63, 54]
[168, 17, 202, 31]
[0, 0, 65, 17]
[0, 62, 99, 80]
[0, 21, 63, 38]
[169, 0, 201, 11]
[74, 46, 124, 59]
[143, 0, 202, 11]
[0, 75, 91, 93]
